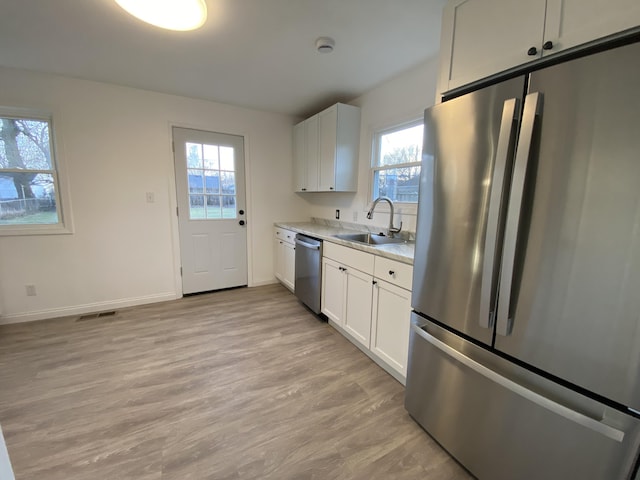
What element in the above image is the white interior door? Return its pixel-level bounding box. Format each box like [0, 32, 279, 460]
[173, 127, 247, 294]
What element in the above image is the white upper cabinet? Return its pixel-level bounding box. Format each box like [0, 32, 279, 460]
[293, 103, 360, 192]
[292, 122, 306, 192]
[293, 115, 319, 192]
[544, 0, 640, 56]
[438, 0, 546, 93]
[438, 0, 640, 95]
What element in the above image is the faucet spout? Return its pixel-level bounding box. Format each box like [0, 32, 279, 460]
[366, 196, 402, 237]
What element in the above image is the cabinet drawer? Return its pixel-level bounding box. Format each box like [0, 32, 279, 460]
[275, 227, 295, 245]
[374, 256, 413, 290]
[324, 242, 374, 275]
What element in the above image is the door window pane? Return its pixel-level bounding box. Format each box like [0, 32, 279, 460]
[203, 144, 219, 169]
[188, 169, 204, 194]
[220, 146, 234, 171]
[204, 171, 220, 194]
[189, 195, 205, 218]
[185, 142, 237, 220]
[186, 143, 202, 168]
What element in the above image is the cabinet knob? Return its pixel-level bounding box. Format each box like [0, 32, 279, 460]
[372, 280, 377, 285]
[542, 41, 553, 51]
[527, 46, 538, 56]
[388, 270, 395, 276]
[329, 186, 334, 190]
[302, 188, 307, 191]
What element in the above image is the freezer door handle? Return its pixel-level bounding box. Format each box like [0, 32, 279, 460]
[496, 92, 542, 336]
[478, 98, 520, 329]
[412, 323, 625, 443]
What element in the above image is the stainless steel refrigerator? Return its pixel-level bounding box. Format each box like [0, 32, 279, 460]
[405, 39, 640, 480]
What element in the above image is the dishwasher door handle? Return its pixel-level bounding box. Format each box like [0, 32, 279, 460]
[295, 239, 321, 250]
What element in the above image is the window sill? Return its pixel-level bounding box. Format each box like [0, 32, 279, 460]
[0, 223, 74, 237]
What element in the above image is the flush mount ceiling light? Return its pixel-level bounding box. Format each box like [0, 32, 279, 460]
[316, 37, 335, 54]
[115, 0, 207, 31]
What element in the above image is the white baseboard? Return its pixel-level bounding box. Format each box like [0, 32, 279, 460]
[0, 292, 179, 325]
[249, 278, 279, 287]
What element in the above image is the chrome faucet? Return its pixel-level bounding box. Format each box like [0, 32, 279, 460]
[366, 196, 402, 237]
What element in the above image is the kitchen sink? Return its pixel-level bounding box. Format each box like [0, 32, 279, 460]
[333, 233, 409, 246]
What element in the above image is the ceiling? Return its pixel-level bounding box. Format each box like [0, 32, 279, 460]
[0, 0, 445, 118]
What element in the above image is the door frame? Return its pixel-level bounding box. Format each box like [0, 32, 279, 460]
[167, 121, 254, 297]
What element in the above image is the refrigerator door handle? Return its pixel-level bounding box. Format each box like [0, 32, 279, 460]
[496, 92, 542, 337]
[478, 98, 520, 329]
[412, 323, 625, 443]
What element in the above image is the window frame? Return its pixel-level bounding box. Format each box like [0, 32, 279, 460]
[0, 106, 73, 236]
[370, 117, 424, 206]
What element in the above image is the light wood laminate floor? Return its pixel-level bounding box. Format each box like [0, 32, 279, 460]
[0, 284, 472, 479]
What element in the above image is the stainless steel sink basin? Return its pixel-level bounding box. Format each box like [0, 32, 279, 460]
[333, 233, 408, 246]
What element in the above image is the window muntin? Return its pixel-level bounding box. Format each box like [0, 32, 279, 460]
[0, 115, 63, 228]
[372, 121, 423, 203]
[186, 142, 237, 219]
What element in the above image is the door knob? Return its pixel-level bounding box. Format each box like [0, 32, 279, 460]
[239, 220, 245, 226]
[239, 209, 245, 215]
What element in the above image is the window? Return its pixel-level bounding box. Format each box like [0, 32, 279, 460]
[0, 110, 70, 234]
[371, 120, 423, 203]
[186, 142, 237, 219]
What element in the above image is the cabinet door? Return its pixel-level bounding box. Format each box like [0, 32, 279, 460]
[274, 238, 285, 282]
[293, 121, 307, 192]
[322, 258, 345, 325]
[371, 279, 412, 377]
[305, 115, 319, 192]
[318, 105, 337, 191]
[343, 267, 373, 349]
[439, 0, 546, 92]
[282, 241, 295, 292]
[543, 0, 640, 56]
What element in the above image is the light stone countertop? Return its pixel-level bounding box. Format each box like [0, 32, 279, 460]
[274, 218, 415, 265]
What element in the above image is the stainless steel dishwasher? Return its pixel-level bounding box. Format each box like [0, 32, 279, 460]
[294, 234, 322, 314]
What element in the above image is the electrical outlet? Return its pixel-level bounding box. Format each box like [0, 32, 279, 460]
[335, 209, 340, 219]
[25, 284, 36, 296]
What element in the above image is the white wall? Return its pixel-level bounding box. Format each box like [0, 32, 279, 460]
[0, 67, 308, 323]
[300, 57, 440, 233]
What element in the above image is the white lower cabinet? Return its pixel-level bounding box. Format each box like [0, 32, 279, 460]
[343, 266, 373, 348]
[321, 242, 412, 383]
[321, 257, 345, 325]
[371, 279, 412, 378]
[274, 228, 295, 292]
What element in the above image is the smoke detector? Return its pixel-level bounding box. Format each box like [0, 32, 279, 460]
[316, 37, 335, 54]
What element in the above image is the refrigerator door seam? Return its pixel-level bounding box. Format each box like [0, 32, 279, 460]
[411, 323, 625, 443]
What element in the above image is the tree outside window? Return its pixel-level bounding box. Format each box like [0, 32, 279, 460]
[0, 115, 62, 228]
[372, 121, 423, 203]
